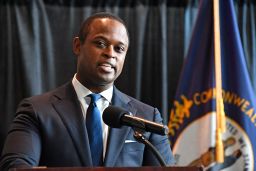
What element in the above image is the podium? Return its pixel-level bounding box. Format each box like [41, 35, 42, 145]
[11, 167, 202, 171]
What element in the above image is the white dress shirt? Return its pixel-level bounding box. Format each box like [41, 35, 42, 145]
[72, 74, 112, 160]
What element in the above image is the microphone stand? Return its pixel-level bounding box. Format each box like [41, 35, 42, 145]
[133, 131, 167, 167]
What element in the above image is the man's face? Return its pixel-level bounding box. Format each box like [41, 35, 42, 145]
[73, 18, 129, 91]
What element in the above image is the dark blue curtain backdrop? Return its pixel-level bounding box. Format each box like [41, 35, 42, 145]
[0, 0, 255, 153]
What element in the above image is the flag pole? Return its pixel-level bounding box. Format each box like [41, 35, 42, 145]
[213, 0, 226, 163]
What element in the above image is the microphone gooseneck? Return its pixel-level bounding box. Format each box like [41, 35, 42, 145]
[133, 131, 167, 166]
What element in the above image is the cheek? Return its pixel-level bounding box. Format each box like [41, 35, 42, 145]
[81, 44, 100, 58]
[116, 57, 126, 71]
[79, 49, 98, 65]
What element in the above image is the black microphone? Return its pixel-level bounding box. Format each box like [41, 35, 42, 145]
[103, 106, 169, 135]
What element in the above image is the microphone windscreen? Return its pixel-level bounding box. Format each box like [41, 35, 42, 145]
[103, 106, 128, 128]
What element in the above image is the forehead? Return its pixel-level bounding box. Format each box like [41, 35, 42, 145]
[87, 18, 129, 46]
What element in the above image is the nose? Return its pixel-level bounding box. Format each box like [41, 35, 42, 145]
[103, 46, 116, 58]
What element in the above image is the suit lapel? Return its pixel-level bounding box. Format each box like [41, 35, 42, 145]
[104, 87, 137, 166]
[52, 82, 92, 166]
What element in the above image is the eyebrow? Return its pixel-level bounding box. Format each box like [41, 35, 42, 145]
[93, 35, 128, 47]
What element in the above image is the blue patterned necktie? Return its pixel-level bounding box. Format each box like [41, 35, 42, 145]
[86, 94, 103, 166]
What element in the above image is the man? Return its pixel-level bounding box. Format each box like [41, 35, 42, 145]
[0, 12, 175, 170]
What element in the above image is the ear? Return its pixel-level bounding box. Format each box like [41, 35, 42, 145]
[73, 37, 81, 56]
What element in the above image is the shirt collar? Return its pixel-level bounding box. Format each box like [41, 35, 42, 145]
[72, 74, 113, 103]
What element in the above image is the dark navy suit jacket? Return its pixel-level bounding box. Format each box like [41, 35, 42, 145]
[0, 82, 175, 170]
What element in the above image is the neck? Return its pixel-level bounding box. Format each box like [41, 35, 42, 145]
[75, 74, 113, 93]
[87, 85, 111, 93]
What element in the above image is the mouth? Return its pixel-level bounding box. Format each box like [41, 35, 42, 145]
[98, 62, 115, 73]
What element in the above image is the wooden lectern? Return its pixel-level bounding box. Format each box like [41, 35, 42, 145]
[11, 167, 202, 171]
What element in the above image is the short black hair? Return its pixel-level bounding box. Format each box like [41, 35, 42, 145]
[78, 12, 129, 43]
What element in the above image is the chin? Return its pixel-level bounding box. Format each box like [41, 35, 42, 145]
[96, 78, 114, 85]
[99, 74, 115, 82]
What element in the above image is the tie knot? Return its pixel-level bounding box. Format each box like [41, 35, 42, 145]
[89, 93, 101, 103]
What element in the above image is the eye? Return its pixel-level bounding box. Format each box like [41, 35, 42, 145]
[114, 45, 126, 53]
[94, 40, 107, 48]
